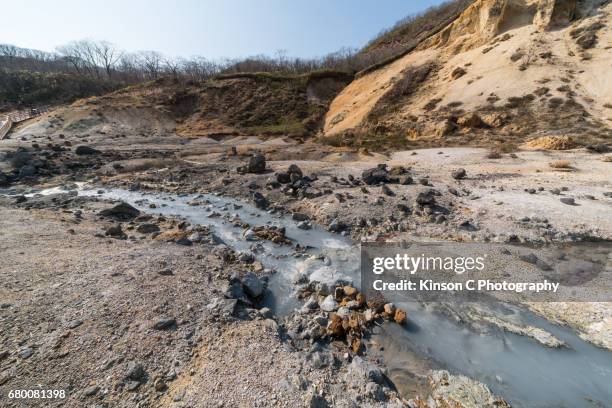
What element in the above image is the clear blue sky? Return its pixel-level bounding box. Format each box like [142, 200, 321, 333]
[1, 0, 447, 59]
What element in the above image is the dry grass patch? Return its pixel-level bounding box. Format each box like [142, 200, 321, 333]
[602, 155, 612, 162]
[525, 136, 576, 150]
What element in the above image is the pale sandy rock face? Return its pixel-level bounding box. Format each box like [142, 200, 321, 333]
[533, 0, 577, 29]
[323, 0, 611, 141]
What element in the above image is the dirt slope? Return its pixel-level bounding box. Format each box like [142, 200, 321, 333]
[323, 0, 612, 149]
[12, 73, 352, 148]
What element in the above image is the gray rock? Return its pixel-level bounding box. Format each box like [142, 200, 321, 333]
[292, 212, 309, 221]
[328, 219, 346, 233]
[259, 307, 273, 319]
[240, 154, 266, 174]
[276, 172, 291, 184]
[347, 356, 384, 385]
[381, 185, 394, 196]
[362, 164, 389, 185]
[399, 175, 413, 185]
[136, 223, 159, 234]
[451, 168, 467, 180]
[309, 351, 331, 369]
[297, 221, 312, 230]
[125, 381, 140, 391]
[365, 382, 386, 401]
[125, 362, 146, 382]
[19, 347, 33, 359]
[105, 224, 124, 238]
[208, 298, 239, 316]
[319, 295, 338, 312]
[237, 251, 255, 264]
[175, 237, 192, 246]
[415, 189, 436, 206]
[560, 197, 576, 205]
[288, 164, 303, 177]
[153, 318, 177, 331]
[84, 386, 100, 396]
[224, 281, 247, 300]
[242, 272, 264, 298]
[302, 296, 319, 312]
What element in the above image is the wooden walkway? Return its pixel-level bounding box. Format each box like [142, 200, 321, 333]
[0, 106, 49, 140]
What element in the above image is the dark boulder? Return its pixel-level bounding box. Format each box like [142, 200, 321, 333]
[288, 164, 303, 178]
[75, 145, 101, 155]
[99, 202, 140, 220]
[362, 164, 389, 185]
[10, 151, 32, 169]
[328, 219, 347, 233]
[18, 165, 37, 178]
[136, 223, 160, 234]
[252, 192, 269, 209]
[275, 172, 291, 184]
[105, 224, 125, 238]
[415, 189, 436, 206]
[238, 154, 266, 174]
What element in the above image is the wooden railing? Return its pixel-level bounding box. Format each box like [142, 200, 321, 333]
[0, 106, 50, 140]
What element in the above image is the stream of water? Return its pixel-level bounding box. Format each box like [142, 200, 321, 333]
[12, 186, 612, 407]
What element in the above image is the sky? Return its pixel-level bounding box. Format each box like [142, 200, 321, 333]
[1, 0, 447, 60]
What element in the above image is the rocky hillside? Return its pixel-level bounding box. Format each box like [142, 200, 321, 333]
[323, 0, 612, 150]
[22, 71, 352, 143]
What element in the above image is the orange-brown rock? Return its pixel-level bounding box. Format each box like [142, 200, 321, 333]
[327, 314, 345, 337]
[394, 309, 407, 325]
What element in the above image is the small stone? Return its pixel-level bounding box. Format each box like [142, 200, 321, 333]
[415, 189, 436, 206]
[153, 318, 177, 331]
[319, 295, 338, 312]
[451, 168, 467, 180]
[327, 314, 345, 336]
[292, 212, 309, 221]
[259, 307, 273, 318]
[125, 362, 146, 381]
[136, 223, 160, 234]
[105, 224, 124, 237]
[84, 386, 99, 396]
[560, 197, 576, 205]
[154, 378, 168, 392]
[383, 303, 396, 316]
[394, 309, 407, 324]
[381, 185, 394, 196]
[125, 381, 140, 391]
[19, 347, 33, 359]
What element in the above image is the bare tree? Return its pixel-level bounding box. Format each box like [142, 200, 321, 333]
[94, 41, 122, 79]
[137, 51, 163, 80]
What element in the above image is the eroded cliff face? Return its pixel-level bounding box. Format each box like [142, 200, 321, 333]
[417, 0, 578, 54]
[323, 0, 611, 149]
